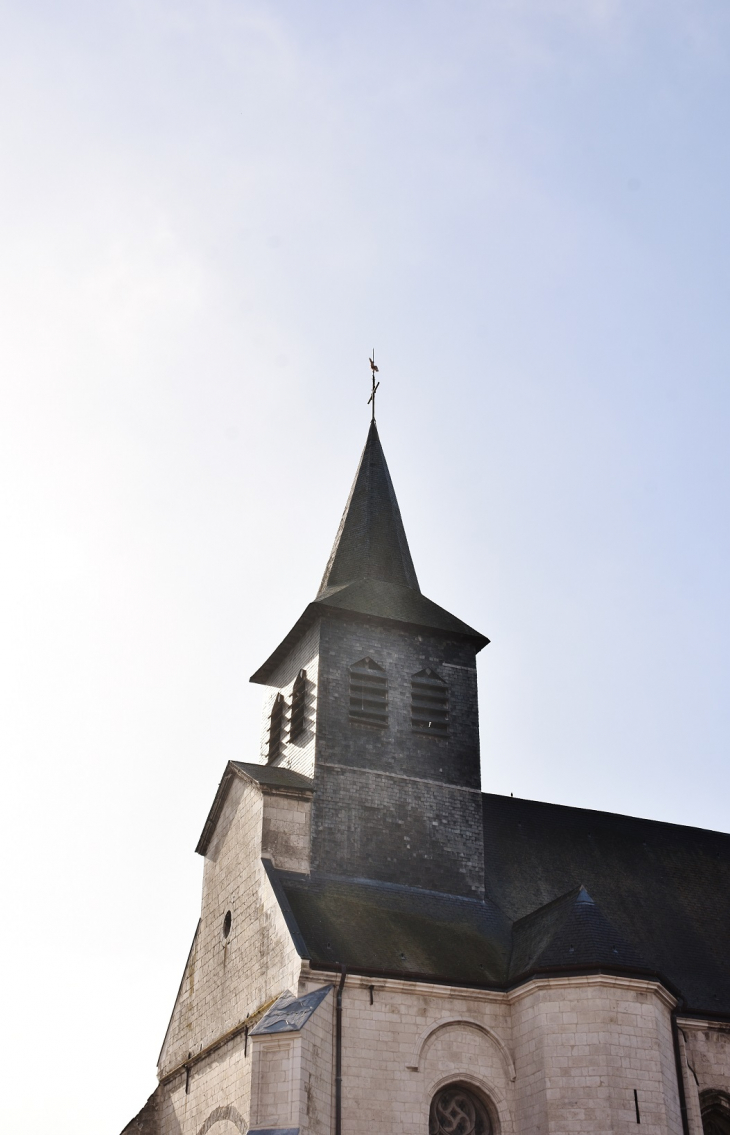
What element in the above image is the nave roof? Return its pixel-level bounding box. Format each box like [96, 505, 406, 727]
[263, 792, 730, 1015]
[483, 792, 730, 1015]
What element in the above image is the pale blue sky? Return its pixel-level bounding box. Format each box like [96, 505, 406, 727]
[1, 2, 729, 1130]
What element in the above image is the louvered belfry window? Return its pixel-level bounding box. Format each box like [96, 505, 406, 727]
[290, 669, 307, 742]
[267, 692, 286, 763]
[411, 668, 449, 736]
[349, 657, 388, 727]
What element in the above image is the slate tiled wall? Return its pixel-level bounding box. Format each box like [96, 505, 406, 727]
[311, 613, 485, 897]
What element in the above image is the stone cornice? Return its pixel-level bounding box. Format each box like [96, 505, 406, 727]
[676, 1016, 730, 1032]
[300, 964, 676, 1009]
[506, 972, 677, 1010]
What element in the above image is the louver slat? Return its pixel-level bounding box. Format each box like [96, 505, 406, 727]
[411, 669, 448, 736]
[290, 669, 307, 742]
[268, 693, 286, 763]
[349, 657, 388, 727]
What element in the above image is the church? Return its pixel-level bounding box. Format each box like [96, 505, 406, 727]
[123, 417, 730, 1135]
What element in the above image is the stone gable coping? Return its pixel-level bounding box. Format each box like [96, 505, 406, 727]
[195, 761, 313, 857]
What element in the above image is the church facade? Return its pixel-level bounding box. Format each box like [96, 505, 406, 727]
[123, 422, 730, 1135]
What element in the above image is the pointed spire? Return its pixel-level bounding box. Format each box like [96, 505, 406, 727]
[250, 419, 488, 686]
[318, 421, 420, 597]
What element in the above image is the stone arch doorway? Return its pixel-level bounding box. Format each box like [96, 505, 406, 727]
[701, 1090, 730, 1135]
[429, 1082, 493, 1135]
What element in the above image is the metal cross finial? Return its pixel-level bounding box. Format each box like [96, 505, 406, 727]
[368, 351, 380, 422]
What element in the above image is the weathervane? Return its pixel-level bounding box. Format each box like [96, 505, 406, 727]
[368, 351, 379, 422]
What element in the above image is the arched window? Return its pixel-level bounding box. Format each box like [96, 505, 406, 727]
[412, 668, 449, 737]
[349, 657, 387, 727]
[701, 1090, 730, 1135]
[267, 693, 286, 763]
[429, 1084, 492, 1135]
[290, 669, 307, 742]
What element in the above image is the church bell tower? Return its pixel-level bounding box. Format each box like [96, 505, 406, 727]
[250, 420, 489, 898]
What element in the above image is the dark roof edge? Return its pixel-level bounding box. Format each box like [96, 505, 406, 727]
[262, 858, 310, 959]
[231, 762, 314, 794]
[484, 791, 730, 840]
[249, 605, 321, 685]
[250, 602, 488, 686]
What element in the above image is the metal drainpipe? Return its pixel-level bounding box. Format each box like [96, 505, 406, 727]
[335, 965, 347, 1135]
[671, 1009, 691, 1135]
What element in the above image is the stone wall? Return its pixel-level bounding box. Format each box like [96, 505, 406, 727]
[303, 969, 515, 1135]
[291, 969, 689, 1135]
[154, 773, 303, 1135]
[261, 786, 312, 874]
[679, 1019, 730, 1135]
[680, 1019, 730, 1096]
[249, 989, 333, 1133]
[298, 985, 334, 1134]
[510, 976, 682, 1135]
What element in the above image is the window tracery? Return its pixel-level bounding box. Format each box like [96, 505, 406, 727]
[701, 1090, 730, 1135]
[429, 1084, 492, 1135]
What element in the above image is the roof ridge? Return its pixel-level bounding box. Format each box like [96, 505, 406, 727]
[511, 884, 587, 929]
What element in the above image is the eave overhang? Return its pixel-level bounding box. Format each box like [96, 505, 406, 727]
[250, 597, 489, 686]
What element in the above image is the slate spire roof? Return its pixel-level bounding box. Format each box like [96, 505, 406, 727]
[250, 421, 488, 683]
[318, 421, 420, 595]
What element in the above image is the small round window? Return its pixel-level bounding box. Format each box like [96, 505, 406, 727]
[222, 910, 232, 939]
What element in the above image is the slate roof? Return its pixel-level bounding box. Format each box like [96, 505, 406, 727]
[318, 421, 420, 594]
[264, 796, 730, 1015]
[483, 793, 730, 1015]
[508, 885, 654, 983]
[250, 425, 487, 684]
[316, 578, 485, 641]
[275, 871, 511, 984]
[250, 986, 332, 1035]
[231, 762, 313, 792]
